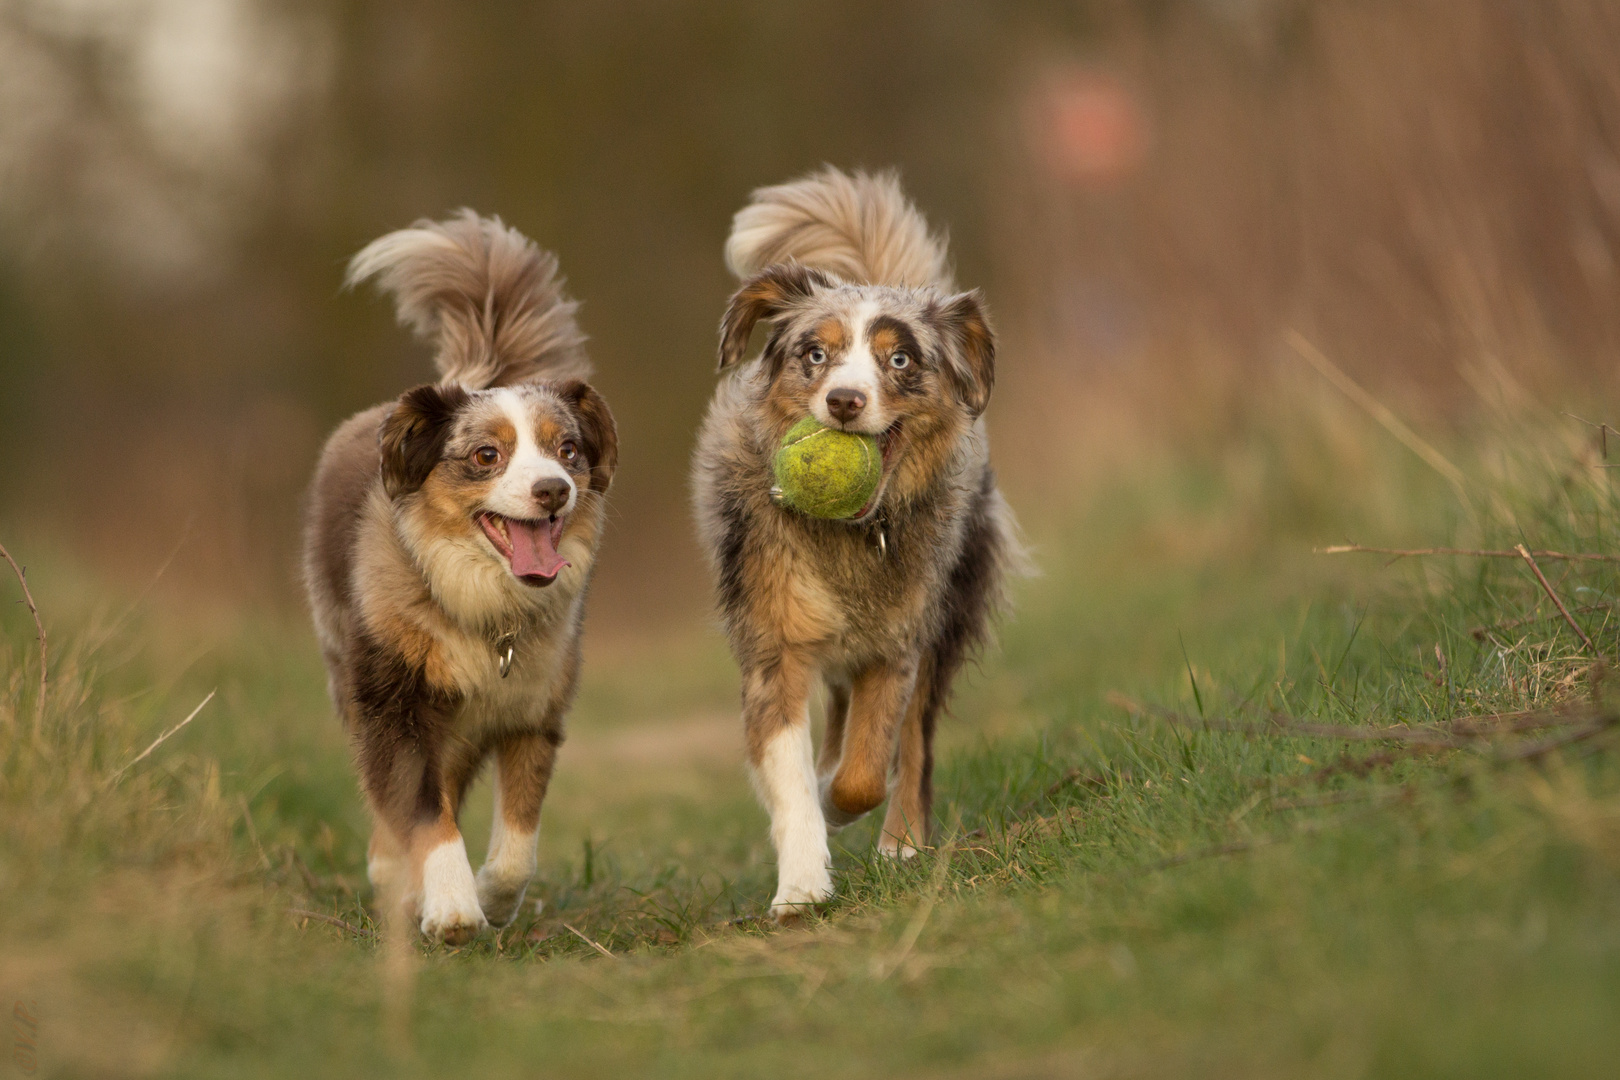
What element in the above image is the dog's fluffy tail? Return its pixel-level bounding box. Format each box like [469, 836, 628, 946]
[724, 166, 952, 290]
[346, 210, 590, 389]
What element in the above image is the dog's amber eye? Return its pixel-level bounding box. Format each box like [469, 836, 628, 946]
[889, 351, 910, 370]
[558, 440, 579, 462]
[473, 446, 501, 467]
[807, 346, 827, 365]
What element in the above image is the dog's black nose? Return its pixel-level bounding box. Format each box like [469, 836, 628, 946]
[532, 477, 571, 515]
[825, 387, 867, 423]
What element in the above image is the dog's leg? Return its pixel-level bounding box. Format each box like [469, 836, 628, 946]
[823, 656, 920, 830]
[744, 652, 829, 923]
[367, 822, 409, 907]
[880, 653, 936, 858]
[816, 681, 851, 782]
[359, 730, 487, 944]
[409, 795, 487, 945]
[476, 729, 560, 927]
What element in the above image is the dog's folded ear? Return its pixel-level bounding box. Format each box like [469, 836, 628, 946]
[718, 263, 835, 372]
[379, 383, 470, 498]
[935, 290, 996, 418]
[554, 380, 619, 493]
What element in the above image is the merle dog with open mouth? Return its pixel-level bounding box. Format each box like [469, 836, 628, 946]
[303, 211, 617, 942]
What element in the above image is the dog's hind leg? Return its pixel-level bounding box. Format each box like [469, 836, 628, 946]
[744, 651, 830, 923]
[823, 655, 920, 830]
[366, 823, 409, 907]
[476, 729, 561, 927]
[816, 681, 851, 784]
[879, 653, 936, 858]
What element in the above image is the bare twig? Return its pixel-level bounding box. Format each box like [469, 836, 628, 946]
[1470, 604, 1613, 641]
[1563, 412, 1614, 459]
[286, 847, 326, 895]
[1443, 707, 1595, 736]
[563, 922, 615, 959]
[1288, 330, 1469, 502]
[1318, 544, 1620, 563]
[1271, 790, 1376, 811]
[1515, 545, 1597, 655]
[0, 541, 47, 734]
[288, 907, 374, 938]
[1154, 708, 1476, 748]
[1494, 718, 1616, 763]
[1139, 838, 1271, 873]
[106, 689, 216, 785]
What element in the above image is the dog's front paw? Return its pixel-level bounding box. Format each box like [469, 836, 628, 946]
[770, 867, 833, 925]
[418, 837, 488, 944]
[475, 868, 530, 928]
[420, 905, 487, 945]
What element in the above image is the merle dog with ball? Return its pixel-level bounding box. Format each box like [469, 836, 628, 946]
[691, 168, 1025, 921]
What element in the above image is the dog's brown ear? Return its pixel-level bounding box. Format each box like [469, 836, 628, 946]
[379, 383, 469, 498]
[718, 263, 834, 372]
[935, 290, 995, 417]
[555, 380, 619, 493]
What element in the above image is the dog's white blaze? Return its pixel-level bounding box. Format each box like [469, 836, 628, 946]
[418, 833, 487, 938]
[486, 389, 577, 519]
[813, 300, 893, 434]
[475, 769, 539, 925]
[750, 719, 833, 914]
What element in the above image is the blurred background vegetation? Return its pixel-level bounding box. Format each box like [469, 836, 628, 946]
[6, 0, 1619, 635]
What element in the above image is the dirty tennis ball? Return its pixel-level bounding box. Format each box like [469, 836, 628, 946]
[771, 417, 881, 520]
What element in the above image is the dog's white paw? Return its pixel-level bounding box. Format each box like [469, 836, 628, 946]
[475, 868, 531, 928]
[419, 837, 488, 944]
[770, 866, 833, 925]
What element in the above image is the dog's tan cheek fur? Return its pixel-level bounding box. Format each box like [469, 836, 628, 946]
[886, 378, 968, 501]
[418, 468, 489, 540]
[763, 367, 817, 433]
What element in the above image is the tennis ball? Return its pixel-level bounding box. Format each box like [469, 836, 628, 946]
[771, 417, 881, 519]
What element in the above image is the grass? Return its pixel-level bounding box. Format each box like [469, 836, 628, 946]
[3, 391, 1620, 1077]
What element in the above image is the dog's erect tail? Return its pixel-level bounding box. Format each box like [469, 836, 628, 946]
[724, 166, 952, 291]
[346, 210, 590, 389]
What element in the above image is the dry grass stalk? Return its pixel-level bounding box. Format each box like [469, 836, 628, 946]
[564, 922, 616, 959]
[288, 907, 373, 938]
[0, 540, 48, 735]
[1287, 330, 1469, 503]
[1317, 544, 1620, 563]
[106, 689, 217, 786]
[1514, 544, 1598, 655]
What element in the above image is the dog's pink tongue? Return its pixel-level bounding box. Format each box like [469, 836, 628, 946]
[506, 518, 569, 580]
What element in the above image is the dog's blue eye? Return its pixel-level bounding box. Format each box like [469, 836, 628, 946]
[808, 347, 827, 365]
[889, 351, 910, 370]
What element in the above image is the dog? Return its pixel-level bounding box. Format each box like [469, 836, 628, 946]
[303, 211, 617, 943]
[691, 168, 1023, 921]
